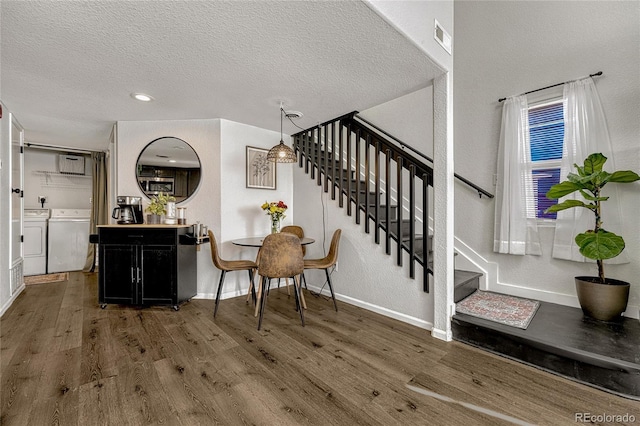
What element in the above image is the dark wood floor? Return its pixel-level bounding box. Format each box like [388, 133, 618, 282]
[2, 272, 639, 425]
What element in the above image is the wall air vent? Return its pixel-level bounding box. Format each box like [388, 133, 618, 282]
[58, 154, 86, 175]
[434, 19, 452, 55]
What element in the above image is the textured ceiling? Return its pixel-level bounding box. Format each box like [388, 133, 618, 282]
[1, 0, 441, 151]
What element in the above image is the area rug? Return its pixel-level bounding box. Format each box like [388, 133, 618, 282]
[24, 272, 69, 285]
[456, 291, 540, 329]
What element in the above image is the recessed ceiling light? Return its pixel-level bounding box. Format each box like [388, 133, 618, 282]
[131, 92, 154, 102]
[168, 160, 177, 163]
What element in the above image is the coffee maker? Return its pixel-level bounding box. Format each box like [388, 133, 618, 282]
[112, 195, 143, 224]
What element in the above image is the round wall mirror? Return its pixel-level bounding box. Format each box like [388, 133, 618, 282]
[136, 137, 201, 203]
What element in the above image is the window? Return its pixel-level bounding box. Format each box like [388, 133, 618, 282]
[527, 100, 564, 219]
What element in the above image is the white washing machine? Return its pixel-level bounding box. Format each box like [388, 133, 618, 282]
[24, 209, 50, 276]
[47, 208, 91, 273]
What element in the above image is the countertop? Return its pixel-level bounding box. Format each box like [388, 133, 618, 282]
[97, 224, 192, 228]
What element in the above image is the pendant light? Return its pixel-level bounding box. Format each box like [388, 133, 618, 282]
[267, 104, 297, 163]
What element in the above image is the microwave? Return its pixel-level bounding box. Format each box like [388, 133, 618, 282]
[139, 177, 174, 196]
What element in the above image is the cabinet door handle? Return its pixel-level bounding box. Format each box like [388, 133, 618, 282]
[131, 267, 136, 283]
[137, 267, 142, 283]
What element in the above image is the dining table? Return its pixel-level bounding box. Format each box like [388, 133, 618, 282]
[231, 235, 314, 316]
[231, 236, 315, 247]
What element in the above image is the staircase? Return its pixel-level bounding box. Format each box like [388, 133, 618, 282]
[292, 111, 486, 302]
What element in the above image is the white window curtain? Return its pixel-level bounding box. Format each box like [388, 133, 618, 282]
[494, 95, 542, 255]
[551, 77, 628, 264]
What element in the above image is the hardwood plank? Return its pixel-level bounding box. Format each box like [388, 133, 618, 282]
[1, 282, 63, 371]
[33, 347, 82, 401]
[116, 360, 181, 425]
[79, 304, 120, 384]
[153, 356, 229, 424]
[77, 376, 130, 426]
[25, 391, 80, 426]
[1, 352, 49, 426]
[27, 348, 81, 426]
[213, 344, 342, 425]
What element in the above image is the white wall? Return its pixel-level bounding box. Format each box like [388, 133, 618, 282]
[293, 166, 433, 330]
[454, 1, 640, 316]
[23, 148, 92, 209]
[213, 119, 294, 299]
[358, 85, 434, 158]
[115, 118, 293, 300]
[366, 0, 453, 72]
[0, 105, 14, 313]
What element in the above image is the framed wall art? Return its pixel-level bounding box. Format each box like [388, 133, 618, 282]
[246, 146, 276, 189]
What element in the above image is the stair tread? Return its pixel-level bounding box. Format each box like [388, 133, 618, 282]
[454, 270, 483, 287]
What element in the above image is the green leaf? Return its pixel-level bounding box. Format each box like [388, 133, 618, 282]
[546, 181, 583, 199]
[608, 170, 640, 183]
[575, 229, 625, 260]
[545, 199, 589, 213]
[583, 153, 607, 174]
[566, 173, 584, 184]
[578, 189, 608, 202]
[573, 164, 586, 177]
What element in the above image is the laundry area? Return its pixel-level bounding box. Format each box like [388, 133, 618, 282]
[23, 208, 92, 276]
[23, 147, 93, 276]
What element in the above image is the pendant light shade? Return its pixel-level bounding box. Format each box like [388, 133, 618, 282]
[267, 140, 297, 162]
[267, 106, 297, 163]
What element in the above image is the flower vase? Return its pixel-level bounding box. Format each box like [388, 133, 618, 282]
[270, 217, 280, 234]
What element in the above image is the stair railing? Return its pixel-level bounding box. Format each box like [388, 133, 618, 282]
[353, 114, 494, 199]
[293, 111, 434, 292]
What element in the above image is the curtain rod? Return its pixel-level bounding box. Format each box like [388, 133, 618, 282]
[498, 71, 603, 102]
[25, 142, 99, 155]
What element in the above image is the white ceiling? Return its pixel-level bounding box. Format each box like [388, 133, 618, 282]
[1, 0, 441, 151]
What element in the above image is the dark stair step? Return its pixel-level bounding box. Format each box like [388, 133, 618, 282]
[453, 270, 481, 303]
[452, 300, 640, 399]
[386, 219, 415, 238]
[365, 204, 398, 221]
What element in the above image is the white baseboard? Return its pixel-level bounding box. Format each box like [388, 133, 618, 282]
[307, 284, 433, 331]
[0, 284, 25, 317]
[430, 327, 452, 342]
[197, 284, 434, 330]
[194, 288, 246, 300]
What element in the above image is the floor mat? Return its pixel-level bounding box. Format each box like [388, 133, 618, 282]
[456, 291, 540, 329]
[24, 272, 69, 285]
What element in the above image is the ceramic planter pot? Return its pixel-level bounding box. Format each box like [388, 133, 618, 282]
[575, 276, 630, 322]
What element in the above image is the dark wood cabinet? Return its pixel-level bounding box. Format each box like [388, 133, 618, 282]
[97, 225, 196, 309]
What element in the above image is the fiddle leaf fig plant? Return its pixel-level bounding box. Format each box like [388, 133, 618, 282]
[545, 153, 639, 284]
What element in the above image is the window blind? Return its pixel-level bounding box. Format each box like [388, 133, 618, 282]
[529, 102, 564, 162]
[527, 101, 564, 219]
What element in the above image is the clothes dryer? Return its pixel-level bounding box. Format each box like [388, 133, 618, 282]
[24, 209, 50, 276]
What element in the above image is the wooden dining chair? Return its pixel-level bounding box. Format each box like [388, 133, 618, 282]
[208, 230, 258, 317]
[256, 233, 305, 330]
[303, 229, 341, 311]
